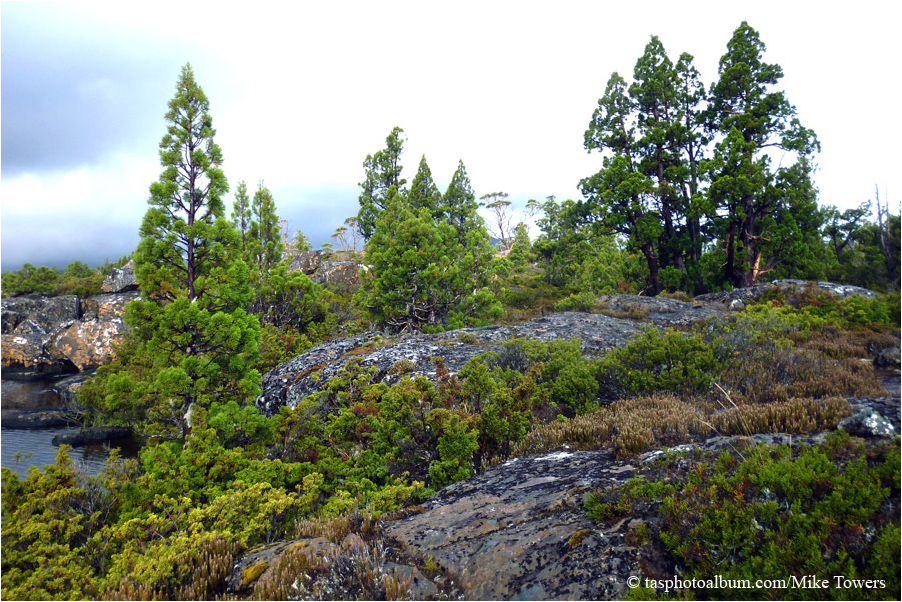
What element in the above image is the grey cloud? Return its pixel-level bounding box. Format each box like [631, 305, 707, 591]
[1, 4, 201, 178]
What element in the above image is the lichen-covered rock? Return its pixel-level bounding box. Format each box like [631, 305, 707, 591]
[839, 410, 897, 438]
[310, 261, 361, 290]
[288, 250, 324, 275]
[596, 294, 727, 325]
[383, 449, 644, 600]
[1, 333, 76, 379]
[1, 292, 137, 377]
[48, 319, 127, 372]
[695, 279, 876, 306]
[227, 533, 441, 600]
[257, 312, 648, 416]
[80, 291, 139, 321]
[874, 346, 901, 369]
[1, 295, 80, 334]
[100, 262, 138, 293]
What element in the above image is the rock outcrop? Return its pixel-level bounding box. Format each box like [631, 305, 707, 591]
[597, 294, 727, 325]
[287, 250, 364, 291]
[256, 312, 651, 415]
[378, 397, 900, 601]
[695, 278, 876, 305]
[384, 448, 643, 600]
[100, 262, 139, 293]
[1, 290, 138, 379]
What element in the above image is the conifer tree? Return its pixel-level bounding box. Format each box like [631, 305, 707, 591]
[231, 179, 251, 254]
[248, 181, 282, 275]
[706, 22, 820, 287]
[442, 160, 480, 243]
[357, 126, 407, 239]
[359, 159, 499, 332]
[128, 63, 260, 438]
[407, 155, 443, 219]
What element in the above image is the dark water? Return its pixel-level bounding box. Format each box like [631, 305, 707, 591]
[1, 427, 124, 479]
[1, 380, 138, 480]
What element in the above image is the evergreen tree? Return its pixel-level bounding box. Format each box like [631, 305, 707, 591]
[360, 191, 454, 332]
[357, 126, 407, 240]
[128, 63, 260, 438]
[359, 160, 499, 333]
[248, 180, 283, 275]
[580, 71, 663, 293]
[407, 155, 443, 218]
[442, 160, 479, 241]
[705, 22, 820, 288]
[231, 179, 251, 254]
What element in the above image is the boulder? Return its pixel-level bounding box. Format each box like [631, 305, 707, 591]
[1, 408, 75, 428]
[50, 372, 92, 408]
[1, 295, 80, 334]
[81, 291, 139, 321]
[1, 292, 137, 378]
[51, 426, 134, 447]
[1, 333, 76, 379]
[838, 410, 897, 438]
[100, 262, 139, 293]
[49, 320, 127, 372]
[874, 346, 901, 369]
[310, 261, 361, 290]
[288, 250, 324, 275]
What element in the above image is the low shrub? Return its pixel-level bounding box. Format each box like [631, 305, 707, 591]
[589, 434, 901, 601]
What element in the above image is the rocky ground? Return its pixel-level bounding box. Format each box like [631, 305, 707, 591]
[227, 395, 900, 601]
[257, 311, 659, 415]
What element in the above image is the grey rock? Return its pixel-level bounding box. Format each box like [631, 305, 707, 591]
[1, 292, 136, 378]
[383, 449, 643, 600]
[696, 279, 876, 306]
[50, 372, 92, 408]
[1, 295, 80, 334]
[51, 426, 134, 447]
[100, 263, 138, 293]
[257, 312, 648, 415]
[310, 261, 361, 290]
[874, 346, 901, 369]
[729, 298, 746, 312]
[288, 249, 324, 275]
[839, 410, 897, 438]
[1, 408, 76, 428]
[596, 294, 727, 325]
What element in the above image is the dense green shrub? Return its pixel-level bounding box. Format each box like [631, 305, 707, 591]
[588, 434, 901, 601]
[599, 328, 717, 398]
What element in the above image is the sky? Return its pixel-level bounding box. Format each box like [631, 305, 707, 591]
[1, 1, 899, 273]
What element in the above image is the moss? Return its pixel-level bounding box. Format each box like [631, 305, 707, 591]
[568, 528, 593, 547]
[241, 561, 269, 587]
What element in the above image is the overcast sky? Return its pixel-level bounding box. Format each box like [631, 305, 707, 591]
[1, 1, 899, 272]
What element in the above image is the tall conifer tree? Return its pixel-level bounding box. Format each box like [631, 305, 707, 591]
[128, 63, 260, 438]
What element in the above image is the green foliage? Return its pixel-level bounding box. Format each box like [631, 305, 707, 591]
[89, 64, 261, 439]
[600, 327, 716, 397]
[533, 197, 645, 294]
[357, 126, 407, 240]
[1, 261, 104, 297]
[247, 180, 283, 275]
[598, 437, 901, 600]
[358, 160, 501, 333]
